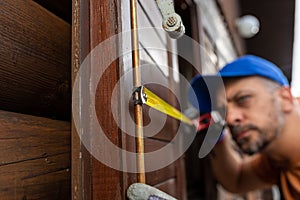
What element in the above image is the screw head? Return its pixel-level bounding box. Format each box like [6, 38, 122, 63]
[166, 16, 177, 27]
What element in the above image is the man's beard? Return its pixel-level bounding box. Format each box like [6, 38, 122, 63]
[228, 124, 270, 155]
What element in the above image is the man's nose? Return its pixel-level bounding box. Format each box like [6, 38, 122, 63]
[226, 105, 243, 125]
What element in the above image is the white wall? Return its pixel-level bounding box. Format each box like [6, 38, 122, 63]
[292, 0, 300, 97]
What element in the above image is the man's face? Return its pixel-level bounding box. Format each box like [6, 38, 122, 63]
[218, 76, 284, 155]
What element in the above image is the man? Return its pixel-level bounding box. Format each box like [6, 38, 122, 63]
[127, 55, 299, 200]
[189, 55, 300, 199]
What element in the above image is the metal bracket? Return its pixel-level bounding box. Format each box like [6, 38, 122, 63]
[155, 0, 185, 39]
[132, 86, 147, 105]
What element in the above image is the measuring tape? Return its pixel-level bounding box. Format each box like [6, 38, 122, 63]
[133, 86, 193, 126]
[132, 85, 225, 132]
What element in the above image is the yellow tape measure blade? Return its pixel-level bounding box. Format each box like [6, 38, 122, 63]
[143, 87, 193, 126]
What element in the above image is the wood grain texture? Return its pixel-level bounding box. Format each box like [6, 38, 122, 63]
[71, 0, 124, 199]
[0, 110, 71, 200]
[71, 0, 81, 198]
[90, 0, 123, 197]
[0, 0, 71, 120]
[145, 163, 176, 186]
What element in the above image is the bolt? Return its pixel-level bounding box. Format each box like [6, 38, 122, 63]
[166, 16, 177, 27]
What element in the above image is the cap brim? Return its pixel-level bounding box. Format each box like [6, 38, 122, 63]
[188, 75, 224, 113]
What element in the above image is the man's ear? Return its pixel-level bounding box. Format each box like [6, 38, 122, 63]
[278, 87, 294, 112]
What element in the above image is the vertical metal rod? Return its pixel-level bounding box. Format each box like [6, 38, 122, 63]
[130, 0, 146, 183]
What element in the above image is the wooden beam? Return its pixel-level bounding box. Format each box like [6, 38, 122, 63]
[0, 110, 70, 199]
[72, 0, 124, 198]
[0, 0, 71, 120]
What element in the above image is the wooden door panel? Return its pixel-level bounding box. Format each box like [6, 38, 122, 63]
[72, 0, 187, 199]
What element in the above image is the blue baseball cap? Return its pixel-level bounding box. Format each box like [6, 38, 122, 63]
[188, 55, 289, 113]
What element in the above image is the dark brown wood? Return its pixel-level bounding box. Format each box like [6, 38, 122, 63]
[71, 0, 92, 198]
[91, 0, 123, 197]
[0, 110, 70, 200]
[0, 112, 70, 165]
[0, 0, 71, 120]
[146, 164, 176, 186]
[93, 65, 123, 199]
[155, 178, 177, 198]
[71, 0, 81, 198]
[34, 0, 72, 23]
[72, 0, 124, 199]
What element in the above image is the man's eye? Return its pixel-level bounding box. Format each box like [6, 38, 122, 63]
[236, 95, 251, 105]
